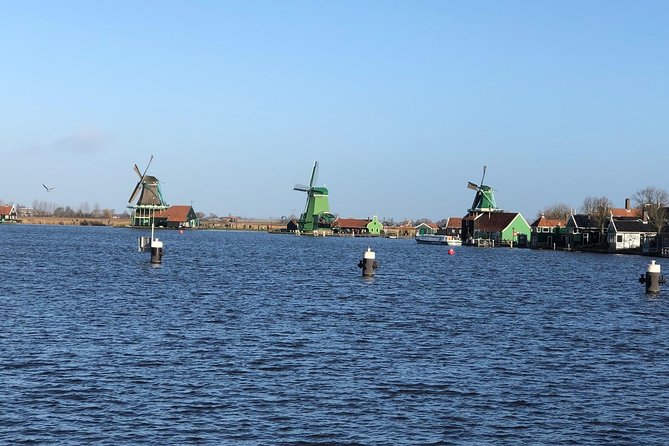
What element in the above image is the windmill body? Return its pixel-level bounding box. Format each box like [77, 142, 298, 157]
[127, 156, 169, 227]
[294, 162, 335, 232]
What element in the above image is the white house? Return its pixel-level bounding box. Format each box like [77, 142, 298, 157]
[607, 217, 657, 251]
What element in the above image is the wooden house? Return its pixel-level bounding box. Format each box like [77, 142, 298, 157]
[153, 205, 199, 229]
[565, 214, 602, 249]
[333, 218, 372, 235]
[366, 216, 384, 235]
[415, 222, 439, 236]
[530, 215, 567, 248]
[462, 212, 531, 246]
[0, 204, 17, 222]
[440, 217, 463, 238]
[286, 218, 300, 232]
[607, 217, 656, 252]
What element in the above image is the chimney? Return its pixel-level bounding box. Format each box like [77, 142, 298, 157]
[643, 204, 649, 223]
[625, 198, 631, 210]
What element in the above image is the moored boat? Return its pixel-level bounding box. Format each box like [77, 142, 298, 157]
[415, 234, 463, 246]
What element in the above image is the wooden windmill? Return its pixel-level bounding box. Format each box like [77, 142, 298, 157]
[127, 155, 169, 227]
[293, 161, 334, 232]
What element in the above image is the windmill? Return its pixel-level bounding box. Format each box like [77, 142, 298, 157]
[466, 165, 500, 212]
[293, 161, 333, 232]
[127, 155, 169, 227]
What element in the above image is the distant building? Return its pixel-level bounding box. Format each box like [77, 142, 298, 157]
[530, 215, 567, 248]
[333, 217, 382, 235]
[440, 217, 463, 238]
[153, 205, 199, 229]
[565, 214, 602, 248]
[462, 212, 531, 246]
[415, 222, 439, 236]
[607, 217, 656, 252]
[0, 204, 17, 222]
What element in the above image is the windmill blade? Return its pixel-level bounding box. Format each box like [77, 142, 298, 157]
[133, 164, 142, 178]
[141, 155, 154, 178]
[309, 161, 319, 188]
[294, 184, 310, 192]
[467, 182, 479, 191]
[128, 181, 142, 203]
[480, 165, 487, 186]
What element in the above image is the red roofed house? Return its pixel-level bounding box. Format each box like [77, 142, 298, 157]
[0, 204, 17, 222]
[153, 205, 199, 229]
[441, 217, 463, 238]
[462, 211, 531, 247]
[530, 215, 567, 248]
[333, 218, 374, 235]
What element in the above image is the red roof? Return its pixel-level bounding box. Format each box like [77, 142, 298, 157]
[610, 207, 642, 218]
[333, 218, 370, 229]
[474, 212, 520, 232]
[445, 217, 462, 228]
[530, 216, 566, 228]
[0, 205, 14, 214]
[154, 205, 193, 222]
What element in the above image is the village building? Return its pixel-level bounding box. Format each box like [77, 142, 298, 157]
[440, 217, 463, 238]
[332, 216, 384, 235]
[462, 212, 531, 246]
[415, 222, 439, 236]
[0, 204, 18, 222]
[607, 217, 656, 252]
[153, 205, 199, 229]
[565, 214, 602, 249]
[383, 221, 416, 238]
[529, 215, 567, 248]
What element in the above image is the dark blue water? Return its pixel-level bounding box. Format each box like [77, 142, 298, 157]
[1, 225, 668, 445]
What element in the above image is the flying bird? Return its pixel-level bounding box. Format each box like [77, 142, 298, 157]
[42, 184, 55, 192]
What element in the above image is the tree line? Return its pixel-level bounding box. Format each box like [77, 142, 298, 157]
[30, 200, 120, 219]
[538, 186, 669, 230]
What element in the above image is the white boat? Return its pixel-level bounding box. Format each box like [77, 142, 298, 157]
[415, 234, 463, 246]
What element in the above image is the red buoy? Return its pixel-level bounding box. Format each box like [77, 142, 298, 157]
[448, 248, 455, 256]
[179, 229, 184, 234]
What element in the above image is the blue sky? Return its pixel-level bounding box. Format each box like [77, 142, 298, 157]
[1, 1, 667, 221]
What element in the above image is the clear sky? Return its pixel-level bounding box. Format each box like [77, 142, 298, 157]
[1, 1, 667, 221]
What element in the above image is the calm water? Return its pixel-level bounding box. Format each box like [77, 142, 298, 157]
[1, 224, 668, 445]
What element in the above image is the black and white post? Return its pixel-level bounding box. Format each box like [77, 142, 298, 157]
[639, 260, 665, 294]
[358, 247, 379, 277]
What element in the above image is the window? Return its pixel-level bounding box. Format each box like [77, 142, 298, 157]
[617, 235, 623, 243]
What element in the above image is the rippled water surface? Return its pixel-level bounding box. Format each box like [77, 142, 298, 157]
[2, 225, 669, 445]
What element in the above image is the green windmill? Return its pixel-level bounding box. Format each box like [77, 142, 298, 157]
[467, 165, 500, 212]
[293, 161, 334, 232]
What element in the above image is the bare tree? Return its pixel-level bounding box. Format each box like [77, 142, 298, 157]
[633, 186, 669, 229]
[581, 195, 613, 230]
[537, 202, 571, 220]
